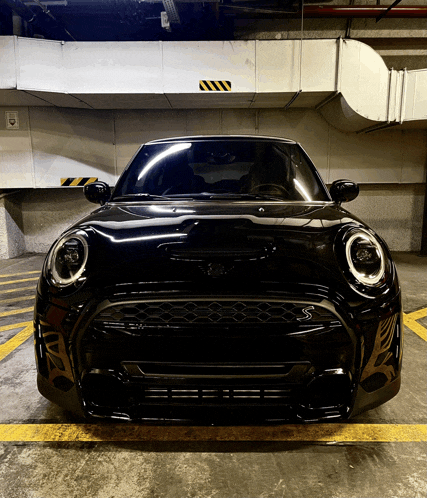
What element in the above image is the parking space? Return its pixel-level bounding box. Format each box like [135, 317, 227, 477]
[0, 253, 425, 498]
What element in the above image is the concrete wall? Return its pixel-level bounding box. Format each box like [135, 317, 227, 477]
[12, 183, 425, 255]
[0, 194, 25, 259]
[19, 189, 92, 254]
[349, 184, 426, 251]
[0, 107, 425, 255]
[1, 106, 426, 187]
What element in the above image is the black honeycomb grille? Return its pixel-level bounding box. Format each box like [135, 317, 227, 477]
[95, 300, 336, 325]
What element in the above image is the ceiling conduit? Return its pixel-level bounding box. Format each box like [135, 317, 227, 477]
[0, 36, 426, 132]
[245, 5, 427, 18]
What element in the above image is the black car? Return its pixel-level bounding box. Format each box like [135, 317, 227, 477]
[34, 136, 402, 423]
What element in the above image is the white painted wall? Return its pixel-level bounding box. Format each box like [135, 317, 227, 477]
[16, 184, 426, 254]
[0, 106, 34, 188]
[349, 184, 426, 252]
[29, 107, 116, 187]
[1, 106, 425, 188]
[0, 106, 425, 253]
[20, 189, 92, 254]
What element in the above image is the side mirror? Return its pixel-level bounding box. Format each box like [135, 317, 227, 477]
[84, 181, 111, 205]
[330, 180, 359, 204]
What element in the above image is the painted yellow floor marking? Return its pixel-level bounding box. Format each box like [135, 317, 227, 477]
[0, 306, 34, 318]
[0, 277, 38, 286]
[0, 321, 33, 333]
[0, 286, 36, 295]
[0, 423, 425, 443]
[406, 308, 427, 322]
[0, 295, 35, 305]
[404, 308, 427, 342]
[0, 270, 40, 279]
[0, 322, 33, 362]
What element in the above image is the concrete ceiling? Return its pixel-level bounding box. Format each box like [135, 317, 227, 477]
[2, 0, 427, 43]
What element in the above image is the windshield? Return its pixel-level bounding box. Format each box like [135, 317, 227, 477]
[112, 139, 330, 202]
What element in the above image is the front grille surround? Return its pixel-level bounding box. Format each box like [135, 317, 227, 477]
[94, 298, 338, 327]
[78, 295, 354, 421]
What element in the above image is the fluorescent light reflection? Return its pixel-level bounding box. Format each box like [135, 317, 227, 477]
[99, 231, 186, 244]
[137, 143, 192, 181]
[293, 179, 312, 202]
[150, 206, 195, 214]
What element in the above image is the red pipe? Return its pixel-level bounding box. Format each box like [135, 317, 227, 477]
[302, 5, 427, 18]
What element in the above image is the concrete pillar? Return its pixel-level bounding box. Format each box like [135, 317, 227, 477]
[0, 194, 25, 259]
[421, 183, 427, 256]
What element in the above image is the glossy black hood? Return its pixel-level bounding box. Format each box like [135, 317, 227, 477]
[77, 201, 361, 235]
[59, 201, 376, 298]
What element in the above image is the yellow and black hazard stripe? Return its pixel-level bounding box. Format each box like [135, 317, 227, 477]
[61, 177, 98, 187]
[199, 80, 231, 92]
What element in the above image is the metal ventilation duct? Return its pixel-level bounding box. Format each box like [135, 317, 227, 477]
[0, 37, 426, 132]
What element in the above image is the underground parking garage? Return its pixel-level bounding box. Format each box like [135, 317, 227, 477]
[0, 2, 426, 497]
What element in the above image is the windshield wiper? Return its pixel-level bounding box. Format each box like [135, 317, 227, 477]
[112, 193, 172, 201]
[165, 192, 287, 201]
[204, 193, 286, 201]
[113, 192, 287, 202]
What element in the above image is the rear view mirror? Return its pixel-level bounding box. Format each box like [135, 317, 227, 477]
[84, 181, 111, 205]
[330, 180, 359, 204]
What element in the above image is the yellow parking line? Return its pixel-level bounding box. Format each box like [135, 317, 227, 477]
[0, 271, 40, 278]
[406, 308, 427, 322]
[0, 423, 424, 443]
[403, 309, 427, 342]
[0, 295, 35, 305]
[0, 286, 37, 295]
[0, 277, 39, 286]
[0, 321, 33, 333]
[0, 285, 36, 295]
[0, 322, 33, 362]
[0, 307, 34, 318]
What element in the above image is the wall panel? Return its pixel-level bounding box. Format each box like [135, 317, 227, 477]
[0, 107, 425, 254]
[349, 184, 425, 251]
[20, 189, 93, 254]
[114, 110, 188, 174]
[1, 107, 424, 189]
[221, 109, 257, 135]
[257, 109, 330, 181]
[29, 107, 116, 187]
[329, 127, 427, 184]
[0, 107, 34, 188]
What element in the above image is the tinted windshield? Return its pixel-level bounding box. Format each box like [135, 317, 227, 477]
[112, 139, 330, 202]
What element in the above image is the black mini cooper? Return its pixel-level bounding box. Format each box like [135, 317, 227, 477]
[34, 136, 402, 422]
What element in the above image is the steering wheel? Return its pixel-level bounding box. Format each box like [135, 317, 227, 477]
[250, 183, 289, 196]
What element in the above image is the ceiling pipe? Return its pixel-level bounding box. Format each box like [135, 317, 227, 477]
[225, 5, 427, 18]
[301, 5, 427, 18]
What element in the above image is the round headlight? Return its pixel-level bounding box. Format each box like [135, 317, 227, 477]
[345, 229, 385, 286]
[47, 231, 88, 287]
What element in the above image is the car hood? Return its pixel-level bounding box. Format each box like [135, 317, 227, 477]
[64, 201, 368, 293]
[76, 201, 361, 234]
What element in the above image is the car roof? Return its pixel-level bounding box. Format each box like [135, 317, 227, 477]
[145, 135, 297, 145]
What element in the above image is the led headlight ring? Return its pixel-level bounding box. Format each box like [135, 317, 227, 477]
[48, 231, 88, 287]
[345, 229, 385, 286]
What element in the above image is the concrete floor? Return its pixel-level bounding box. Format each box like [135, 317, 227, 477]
[0, 252, 425, 498]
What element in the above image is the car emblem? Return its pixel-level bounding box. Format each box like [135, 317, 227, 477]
[205, 263, 228, 278]
[297, 306, 315, 321]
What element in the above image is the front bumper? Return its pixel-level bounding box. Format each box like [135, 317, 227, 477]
[34, 287, 402, 423]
